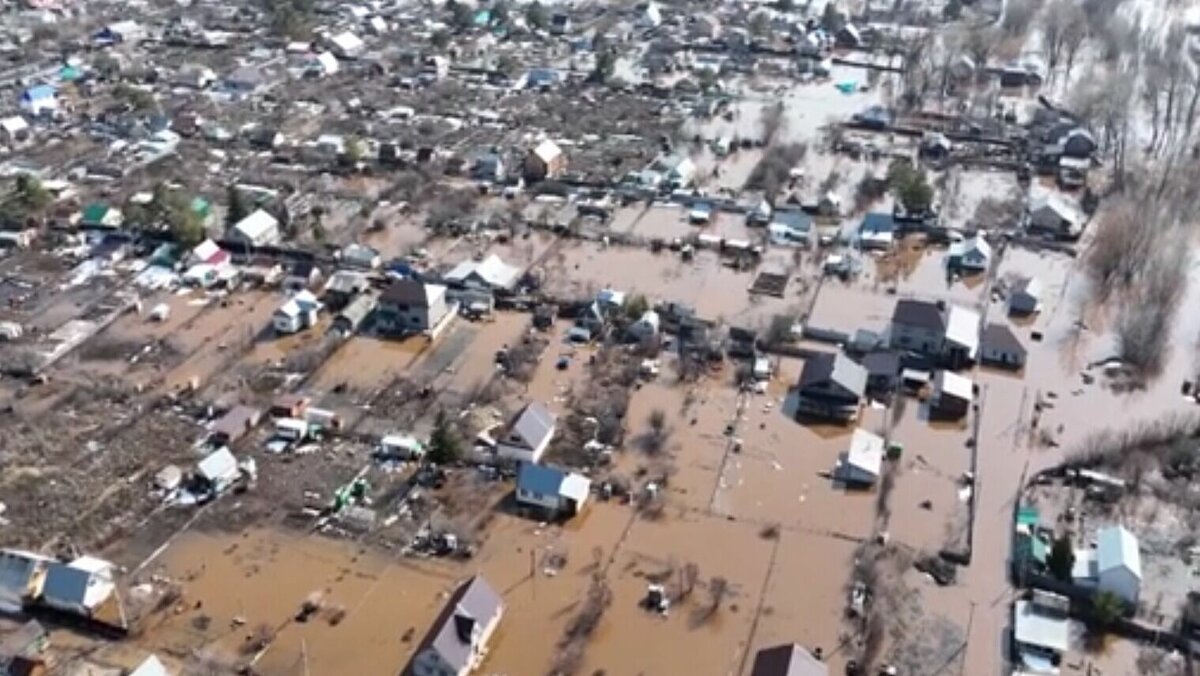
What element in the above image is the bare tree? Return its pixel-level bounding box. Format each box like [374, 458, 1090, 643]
[1002, 0, 1042, 38]
[1041, 0, 1072, 78]
[1061, 11, 1089, 81]
[759, 101, 787, 145]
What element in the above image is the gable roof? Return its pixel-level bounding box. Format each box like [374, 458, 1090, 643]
[935, 370, 974, 401]
[445, 254, 521, 290]
[129, 655, 169, 676]
[845, 428, 884, 476]
[798, 352, 867, 396]
[944, 305, 980, 355]
[750, 643, 829, 676]
[413, 576, 503, 674]
[1013, 277, 1042, 300]
[532, 139, 563, 164]
[233, 209, 278, 241]
[507, 401, 556, 450]
[1096, 525, 1142, 580]
[981, 323, 1026, 357]
[381, 278, 433, 307]
[892, 299, 945, 332]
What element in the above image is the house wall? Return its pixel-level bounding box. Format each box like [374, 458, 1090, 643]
[377, 302, 432, 332]
[517, 487, 562, 511]
[497, 436, 550, 464]
[1098, 569, 1140, 605]
[273, 313, 302, 334]
[981, 347, 1024, 368]
[890, 323, 943, 354]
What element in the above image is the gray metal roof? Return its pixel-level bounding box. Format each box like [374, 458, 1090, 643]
[415, 576, 503, 673]
[798, 353, 867, 397]
[508, 401, 556, 450]
[750, 643, 829, 676]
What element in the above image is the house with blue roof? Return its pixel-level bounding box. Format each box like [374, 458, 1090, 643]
[858, 212, 896, 250]
[19, 85, 57, 117]
[516, 463, 591, 518]
[768, 208, 813, 247]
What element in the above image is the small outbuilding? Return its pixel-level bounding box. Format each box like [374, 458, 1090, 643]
[931, 370, 973, 419]
[835, 428, 884, 487]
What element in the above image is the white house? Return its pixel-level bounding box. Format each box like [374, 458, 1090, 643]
[516, 463, 591, 518]
[496, 402, 556, 464]
[327, 30, 365, 59]
[377, 279, 451, 334]
[1028, 193, 1085, 238]
[273, 290, 322, 334]
[227, 209, 281, 247]
[626, 310, 661, 342]
[835, 428, 883, 486]
[444, 254, 522, 292]
[947, 234, 992, 273]
[1074, 524, 1142, 606]
[41, 556, 116, 617]
[308, 51, 340, 77]
[0, 115, 30, 145]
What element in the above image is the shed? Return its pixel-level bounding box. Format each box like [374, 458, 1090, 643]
[931, 371, 973, 418]
[836, 428, 884, 487]
[197, 447, 239, 492]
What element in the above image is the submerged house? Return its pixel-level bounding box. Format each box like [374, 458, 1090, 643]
[931, 370, 973, 419]
[1008, 278, 1042, 315]
[794, 352, 867, 422]
[980, 323, 1026, 369]
[408, 576, 504, 676]
[946, 234, 992, 273]
[750, 643, 828, 676]
[496, 402, 557, 464]
[835, 428, 884, 487]
[889, 299, 945, 355]
[515, 464, 591, 518]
